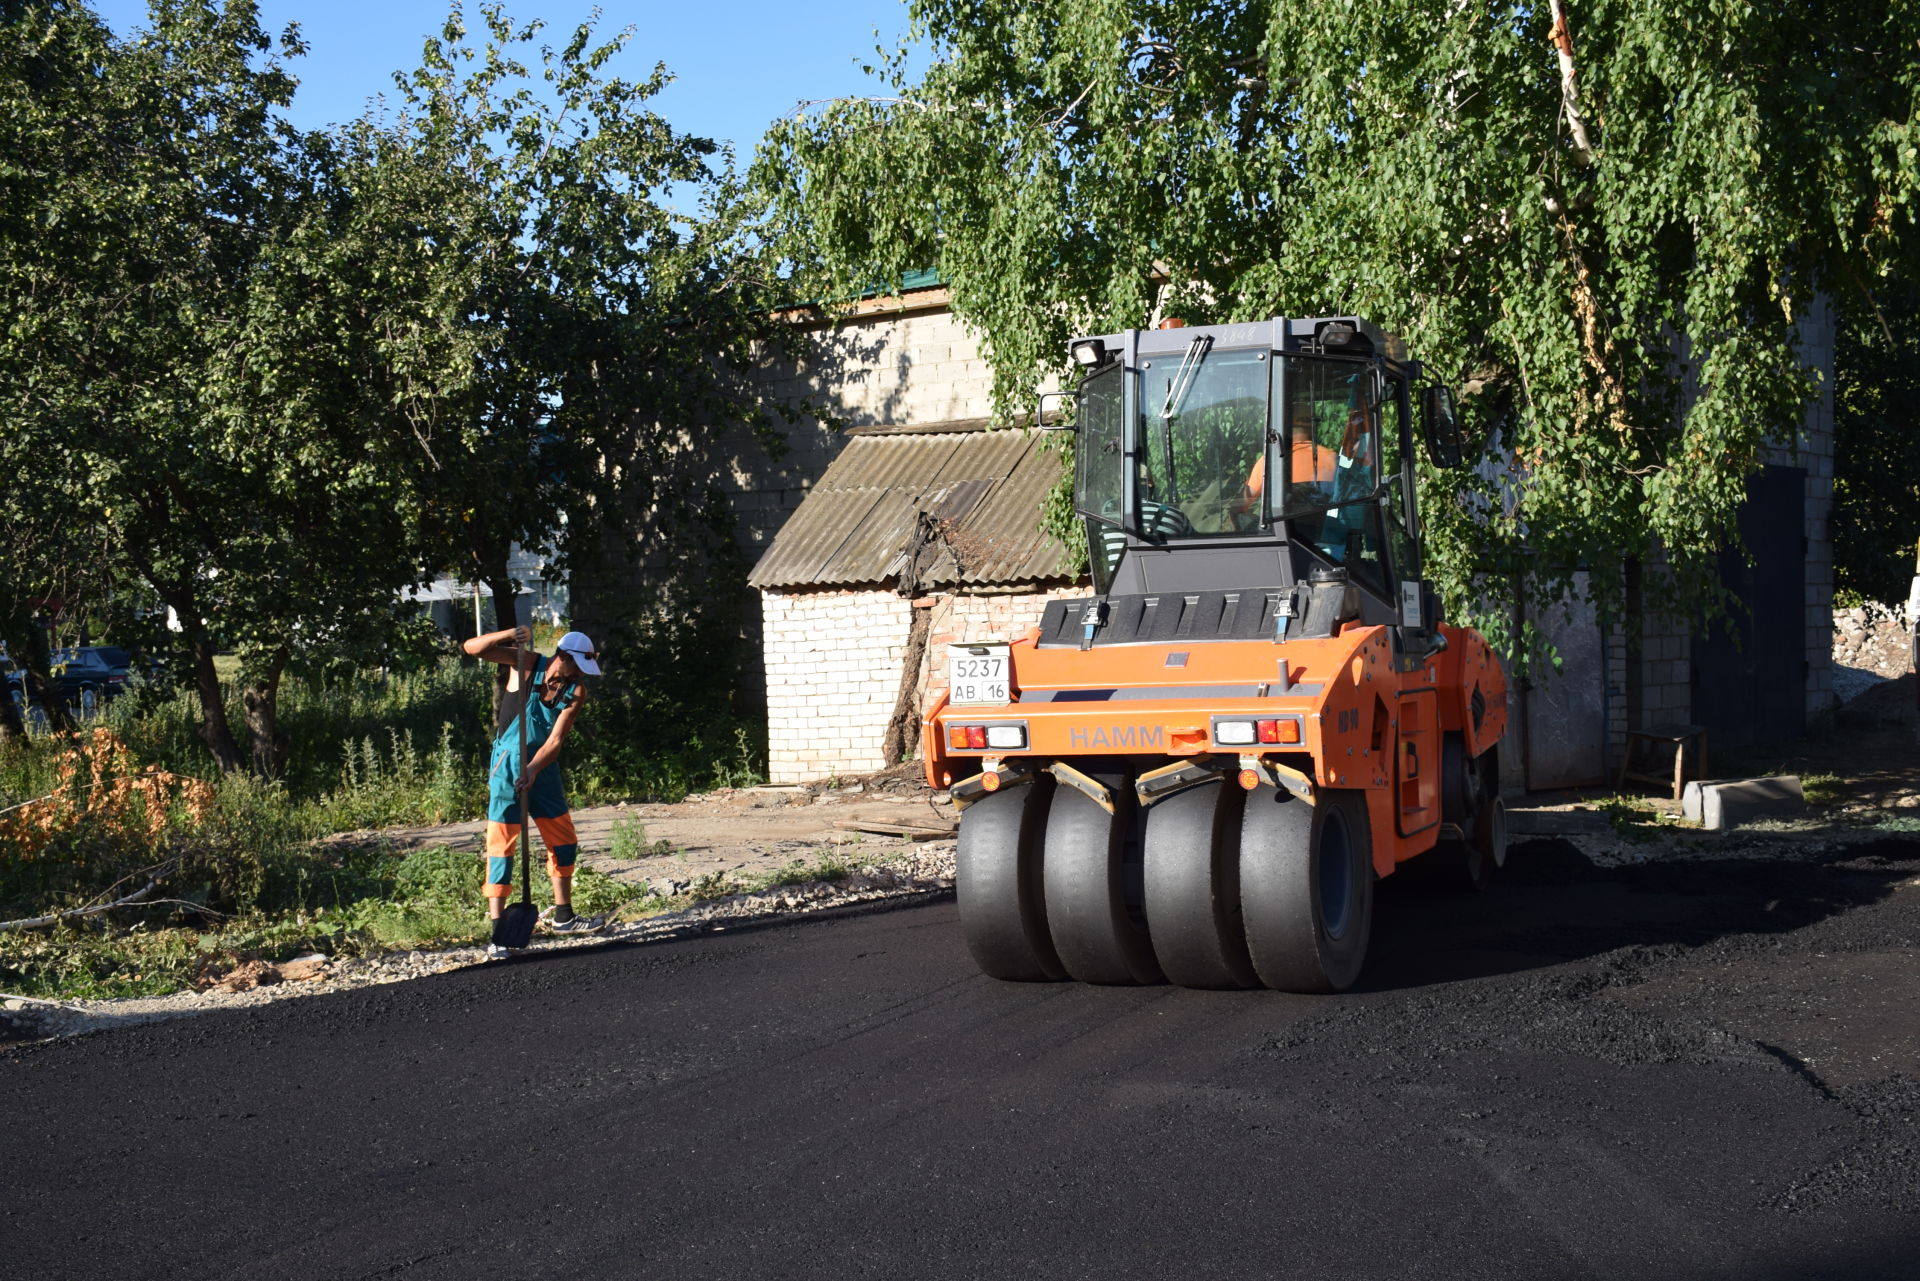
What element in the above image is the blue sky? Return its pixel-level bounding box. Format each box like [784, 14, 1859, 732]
[87, 1, 924, 158]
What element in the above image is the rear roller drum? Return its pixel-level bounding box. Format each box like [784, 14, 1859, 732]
[1042, 779, 1162, 985]
[1143, 779, 1256, 989]
[956, 778, 1066, 982]
[1239, 786, 1373, 994]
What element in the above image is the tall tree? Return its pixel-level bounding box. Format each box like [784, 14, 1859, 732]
[0, 0, 437, 772]
[755, 0, 1919, 636]
[339, 4, 796, 715]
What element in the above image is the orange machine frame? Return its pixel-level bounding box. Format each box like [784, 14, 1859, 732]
[924, 619, 1507, 878]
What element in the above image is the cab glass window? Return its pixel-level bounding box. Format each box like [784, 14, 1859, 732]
[1278, 356, 1390, 591]
[1137, 345, 1269, 537]
[1073, 364, 1126, 591]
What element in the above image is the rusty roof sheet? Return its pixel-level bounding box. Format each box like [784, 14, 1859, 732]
[748, 425, 1075, 591]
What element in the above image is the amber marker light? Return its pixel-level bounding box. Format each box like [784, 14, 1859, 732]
[981, 771, 1002, 792]
[1238, 769, 1261, 790]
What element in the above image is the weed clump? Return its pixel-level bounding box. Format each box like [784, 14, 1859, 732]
[607, 814, 675, 860]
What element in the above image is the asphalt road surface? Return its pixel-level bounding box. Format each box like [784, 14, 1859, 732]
[4, 838, 1917, 1281]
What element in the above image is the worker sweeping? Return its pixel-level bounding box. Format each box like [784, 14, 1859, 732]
[462, 624, 604, 955]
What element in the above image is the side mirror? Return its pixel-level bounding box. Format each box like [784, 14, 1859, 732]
[1033, 389, 1076, 431]
[1421, 385, 1465, 469]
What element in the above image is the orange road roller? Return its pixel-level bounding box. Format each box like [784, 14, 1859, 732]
[923, 316, 1508, 993]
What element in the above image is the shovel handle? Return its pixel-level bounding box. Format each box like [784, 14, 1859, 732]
[517, 642, 533, 907]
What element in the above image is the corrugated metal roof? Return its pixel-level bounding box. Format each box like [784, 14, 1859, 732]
[748, 425, 1076, 591]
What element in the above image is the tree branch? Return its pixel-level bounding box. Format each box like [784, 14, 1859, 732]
[0, 880, 159, 934]
[1547, 0, 1596, 166]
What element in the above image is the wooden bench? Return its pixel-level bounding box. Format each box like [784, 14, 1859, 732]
[1616, 723, 1709, 802]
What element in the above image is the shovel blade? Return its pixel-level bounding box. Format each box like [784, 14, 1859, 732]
[492, 901, 539, 950]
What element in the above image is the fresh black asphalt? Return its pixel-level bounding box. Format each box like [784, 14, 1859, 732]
[3, 838, 1917, 1280]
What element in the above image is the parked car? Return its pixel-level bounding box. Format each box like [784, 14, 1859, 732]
[88, 645, 164, 683]
[5, 647, 128, 711]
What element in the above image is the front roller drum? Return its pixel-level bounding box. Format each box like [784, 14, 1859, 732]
[956, 778, 1066, 981]
[1239, 786, 1374, 994]
[1043, 779, 1163, 985]
[1143, 779, 1257, 989]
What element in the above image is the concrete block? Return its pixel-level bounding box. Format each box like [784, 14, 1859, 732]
[1682, 776, 1805, 830]
[1507, 808, 1613, 836]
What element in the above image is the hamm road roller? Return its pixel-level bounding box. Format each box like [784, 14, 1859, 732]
[922, 315, 1508, 993]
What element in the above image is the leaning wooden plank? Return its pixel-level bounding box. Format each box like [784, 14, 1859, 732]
[832, 819, 956, 840]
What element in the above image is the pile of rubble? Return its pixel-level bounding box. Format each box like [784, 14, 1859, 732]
[1832, 605, 1913, 680]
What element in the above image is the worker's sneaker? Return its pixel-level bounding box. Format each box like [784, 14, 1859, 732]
[544, 911, 606, 934]
[484, 942, 512, 959]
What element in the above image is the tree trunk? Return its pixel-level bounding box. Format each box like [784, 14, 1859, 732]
[140, 574, 245, 772]
[0, 678, 25, 747]
[882, 602, 935, 766]
[241, 645, 291, 778]
[187, 637, 245, 773]
[15, 622, 76, 736]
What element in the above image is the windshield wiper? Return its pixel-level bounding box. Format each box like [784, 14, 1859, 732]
[1155, 334, 1212, 504]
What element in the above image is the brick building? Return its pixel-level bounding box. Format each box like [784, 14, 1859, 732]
[747, 422, 1086, 785]
[715, 283, 1834, 790]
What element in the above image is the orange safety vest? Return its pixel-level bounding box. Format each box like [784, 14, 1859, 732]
[1236, 442, 1338, 513]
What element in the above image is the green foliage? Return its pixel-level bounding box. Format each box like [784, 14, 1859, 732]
[1833, 281, 1920, 610]
[1, 1, 796, 773]
[565, 581, 768, 802]
[0, 0, 440, 771]
[754, 1, 1920, 630]
[1799, 773, 1844, 809]
[97, 654, 492, 808]
[316, 724, 479, 833]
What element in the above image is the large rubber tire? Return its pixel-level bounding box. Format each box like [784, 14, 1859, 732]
[1143, 780, 1257, 989]
[1472, 794, 1508, 873]
[1240, 787, 1374, 994]
[1042, 779, 1163, 985]
[955, 779, 1066, 982]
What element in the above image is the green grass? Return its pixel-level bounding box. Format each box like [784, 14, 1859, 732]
[0, 842, 651, 1000]
[1799, 772, 1844, 807]
[1592, 793, 1688, 840]
[0, 646, 770, 1000]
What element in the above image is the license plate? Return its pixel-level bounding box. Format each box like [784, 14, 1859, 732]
[948, 644, 1011, 706]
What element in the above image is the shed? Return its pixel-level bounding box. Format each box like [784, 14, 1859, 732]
[748, 420, 1088, 784]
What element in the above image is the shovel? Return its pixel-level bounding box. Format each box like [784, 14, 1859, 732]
[492, 642, 539, 950]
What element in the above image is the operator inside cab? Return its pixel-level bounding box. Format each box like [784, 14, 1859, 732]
[1234, 400, 1338, 518]
[1237, 383, 1375, 523]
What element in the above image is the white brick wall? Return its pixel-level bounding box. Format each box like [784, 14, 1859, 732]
[761, 583, 1091, 784]
[762, 588, 914, 784]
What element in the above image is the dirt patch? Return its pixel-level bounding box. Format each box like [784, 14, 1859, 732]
[334, 762, 958, 893]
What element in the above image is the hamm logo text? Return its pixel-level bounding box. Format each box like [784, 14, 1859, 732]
[1068, 725, 1166, 750]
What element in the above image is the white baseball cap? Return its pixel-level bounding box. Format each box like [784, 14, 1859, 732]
[555, 631, 602, 675]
